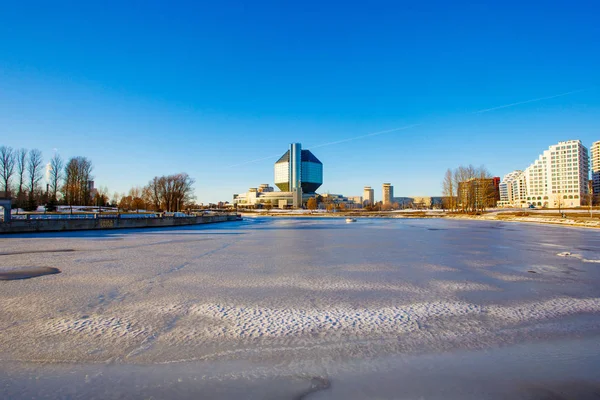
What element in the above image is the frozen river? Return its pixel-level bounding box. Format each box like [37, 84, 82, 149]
[1, 217, 600, 399]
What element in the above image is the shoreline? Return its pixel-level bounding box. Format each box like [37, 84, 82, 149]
[240, 211, 600, 229]
[0, 214, 241, 234]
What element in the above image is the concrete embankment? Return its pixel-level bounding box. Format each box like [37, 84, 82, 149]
[0, 214, 240, 234]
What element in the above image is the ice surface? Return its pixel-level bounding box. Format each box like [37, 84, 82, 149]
[1, 218, 600, 398]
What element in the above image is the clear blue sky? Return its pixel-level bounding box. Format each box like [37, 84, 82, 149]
[1, 1, 598, 203]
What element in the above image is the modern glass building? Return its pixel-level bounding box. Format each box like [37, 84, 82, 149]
[274, 143, 323, 194]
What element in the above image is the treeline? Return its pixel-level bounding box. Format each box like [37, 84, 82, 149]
[0, 145, 195, 212]
[117, 174, 195, 212]
[442, 164, 497, 212]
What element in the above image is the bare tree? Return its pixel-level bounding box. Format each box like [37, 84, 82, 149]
[554, 193, 564, 214]
[49, 153, 64, 201]
[93, 185, 110, 210]
[26, 149, 44, 209]
[119, 195, 132, 211]
[144, 173, 196, 212]
[144, 177, 162, 211]
[111, 192, 121, 208]
[131, 196, 145, 212]
[475, 165, 495, 212]
[455, 165, 477, 212]
[62, 157, 94, 207]
[442, 168, 455, 211]
[14, 148, 28, 209]
[0, 146, 15, 193]
[447, 164, 497, 213]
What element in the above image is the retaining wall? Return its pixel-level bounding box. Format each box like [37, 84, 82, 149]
[0, 215, 240, 234]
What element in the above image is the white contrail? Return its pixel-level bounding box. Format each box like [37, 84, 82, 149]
[472, 88, 587, 114]
[225, 124, 422, 168]
[307, 124, 423, 150]
[226, 88, 588, 168]
[227, 153, 284, 168]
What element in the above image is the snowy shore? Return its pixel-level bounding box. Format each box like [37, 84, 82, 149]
[241, 209, 600, 229]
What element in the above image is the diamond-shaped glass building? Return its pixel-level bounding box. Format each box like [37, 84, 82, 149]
[274, 143, 323, 194]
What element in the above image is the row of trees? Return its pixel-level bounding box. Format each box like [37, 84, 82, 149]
[113, 174, 196, 212]
[442, 165, 497, 213]
[1, 146, 54, 210]
[1, 145, 196, 212]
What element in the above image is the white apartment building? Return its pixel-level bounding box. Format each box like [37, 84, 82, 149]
[591, 141, 600, 196]
[498, 170, 527, 207]
[525, 140, 589, 208]
[363, 186, 374, 206]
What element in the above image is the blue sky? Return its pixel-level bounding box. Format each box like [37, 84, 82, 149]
[1, 1, 599, 203]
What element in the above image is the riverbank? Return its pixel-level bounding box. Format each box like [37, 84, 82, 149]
[240, 210, 600, 229]
[0, 214, 241, 234]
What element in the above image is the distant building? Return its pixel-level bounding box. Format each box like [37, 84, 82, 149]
[274, 143, 323, 208]
[591, 141, 600, 196]
[258, 184, 274, 193]
[395, 196, 443, 209]
[382, 183, 393, 204]
[88, 180, 97, 200]
[498, 170, 527, 208]
[319, 194, 361, 209]
[524, 140, 589, 208]
[458, 177, 500, 209]
[363, 186, 374, 206]
[234, 143, 323, 209]
[347, 196, 363, 207]
[234, 190, 315, 209]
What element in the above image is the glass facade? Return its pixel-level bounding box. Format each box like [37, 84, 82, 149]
[274, 144, 323, 193]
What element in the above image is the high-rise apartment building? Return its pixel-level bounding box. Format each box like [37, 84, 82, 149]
[363, 186, 374, 206]
[591, 141, 600, 196]
[498, 170, 527, 207]
[382, 183, 393, 204]
[524, 140, 589, 208]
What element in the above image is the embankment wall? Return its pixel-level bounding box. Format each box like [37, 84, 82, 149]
[0, 215, 239, 234]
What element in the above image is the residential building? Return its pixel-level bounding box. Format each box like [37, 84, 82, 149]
[591, 141, 600, 196]
[363, 186, 374, 206]
[382, 183, 393, 204]
[498, 170, 527, 207]
[458, 177, 500, 210]
[525, 140, 589, 208]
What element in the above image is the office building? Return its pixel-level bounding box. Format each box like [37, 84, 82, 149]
[591, 141, 600, 196]
[382, 183, 393, 204]
[363, 186, 374, 206]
